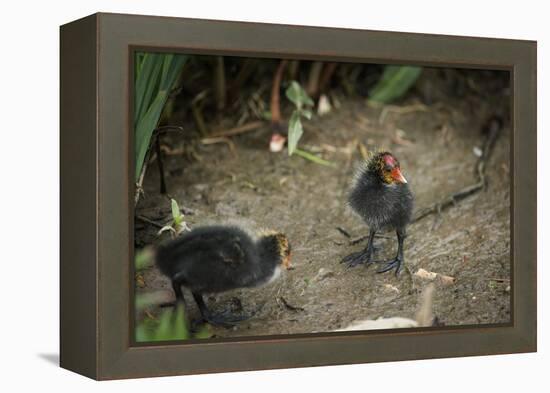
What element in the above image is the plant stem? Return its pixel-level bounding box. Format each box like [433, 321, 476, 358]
[270, 60, 288, 131]
[293, 148, 337, 167]
[155, 134, 167, 194]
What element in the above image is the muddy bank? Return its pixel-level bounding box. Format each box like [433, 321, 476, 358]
[135, 68, 511, 338]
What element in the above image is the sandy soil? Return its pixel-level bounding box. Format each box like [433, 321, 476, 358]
[135, 68, 511, 338]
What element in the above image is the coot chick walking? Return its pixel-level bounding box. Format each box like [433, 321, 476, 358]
[156, 225, 292, 326]
[342, 152, 413, 275]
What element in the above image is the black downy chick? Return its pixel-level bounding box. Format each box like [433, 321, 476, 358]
[156, 225, 292, 327]
[342, 152, 413, 275]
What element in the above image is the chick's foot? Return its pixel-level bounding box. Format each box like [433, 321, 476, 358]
[200, 308, 256, 329]
[376, 256, 404, 276]
[340, 250, 374, 268]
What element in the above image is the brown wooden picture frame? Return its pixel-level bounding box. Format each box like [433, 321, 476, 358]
[60, 12, 536, 380]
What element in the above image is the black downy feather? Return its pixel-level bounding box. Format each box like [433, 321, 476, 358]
[156, 225, 284, 294]
[348, 156, 414, 232]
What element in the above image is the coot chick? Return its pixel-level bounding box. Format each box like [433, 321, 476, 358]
[341, 152, 413, 275]
[156, 225, 292, 326]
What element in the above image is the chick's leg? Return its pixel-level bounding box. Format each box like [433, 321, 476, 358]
[377, 228, 406, 276]
[341, 229, 376, 268]
[172, 280, 185, 303]
[192, 292, 252, 328]
[159, 280, 187, 308]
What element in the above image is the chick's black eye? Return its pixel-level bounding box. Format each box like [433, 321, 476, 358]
[384, 165, 392, 171]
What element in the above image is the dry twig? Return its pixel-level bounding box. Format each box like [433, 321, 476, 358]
[277, 297, 305, 312]
[412, 116, 502, 223]
[209, 121, 264, 138]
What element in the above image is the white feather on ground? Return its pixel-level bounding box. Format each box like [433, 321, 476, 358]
[334, 283, 435, 331]
[334, 317, 418, 331]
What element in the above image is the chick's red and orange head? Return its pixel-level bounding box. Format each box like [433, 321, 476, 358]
[376, 152, 408, 185]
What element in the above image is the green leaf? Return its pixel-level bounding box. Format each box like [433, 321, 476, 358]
[285, 81, 301, 107]
[193, 325, 213, 339]
[170, 198, 181, 221]
[368, 66, 422, 104]
[293, 148, 337, 167]
[135, 92, 168, 178]
[300, 109, 312, 120]
[148, 304, 190, 342]
[135, 54, 160, 122]
[285, 81, 314, 110]
[287, 111, 303, 156]
[134, 53, 188, 181]
[135, 324, 151, 342]
[134, 247, 154, 271]
[160, 54, 175, 86]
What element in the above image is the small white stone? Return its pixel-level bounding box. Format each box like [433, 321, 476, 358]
[317, 94, 332, 116]
[473, 146, 483, 157]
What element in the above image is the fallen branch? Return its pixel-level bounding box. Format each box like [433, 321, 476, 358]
[209, 121, 264, 138]
[277, 297, 305, 312]
[191, 90, 210, 136]
[201, 136, 237, 156]
[336, 227, 351, 238]
[348, 233, 393, 245]
[412, 115, 502, 223]
[487, 278, 510, 282]
[379, 102, 428, 124]
[135, 215, 165, 229]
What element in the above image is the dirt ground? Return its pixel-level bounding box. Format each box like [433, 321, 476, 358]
[135, 68, 511, 338]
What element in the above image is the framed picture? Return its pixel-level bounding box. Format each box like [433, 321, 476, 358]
[60, 12, 536, 380]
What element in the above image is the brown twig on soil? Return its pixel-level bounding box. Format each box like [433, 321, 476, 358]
[349, 233, 393, 245]
[412, 115, 502, 223]
[209, 121, 264, 138]
[336, 227, 351, 238]
[201, 137, 237, 156]
[349, 235, 368, 245]
[191, 90, 210, 136]
[487, 278, 510, 282]
[378, 103, 429, 124]
[154, 125, 185, 134]
[277, 297, 305, 312]
[135, 215, 165, 229]
[270, 59, 288, 131]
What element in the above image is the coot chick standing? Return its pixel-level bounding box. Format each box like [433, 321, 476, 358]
[156, 225, 292, 326]
[342, 152, 413, 275]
